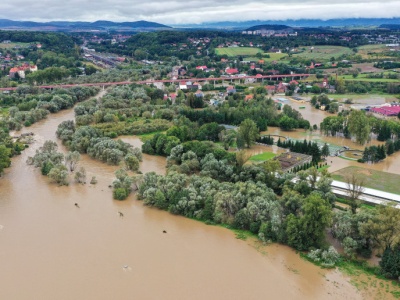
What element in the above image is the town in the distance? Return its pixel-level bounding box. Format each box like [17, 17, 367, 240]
[1, 16, 400, 300]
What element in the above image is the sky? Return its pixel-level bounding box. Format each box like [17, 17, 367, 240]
[1, 0, 400, 25]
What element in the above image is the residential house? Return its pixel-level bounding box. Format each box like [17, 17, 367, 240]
[169, 93, 177, 103]
[244, 94, 254, 101]
[226, 85, 236, 94]
[195, 90, 204, 98]
[179, 81, 187, 90]
[9, 64, 38, 79]
[265, 85, 276, 93]
[225, 68, 239, 75]
[276, 82, 287, 94]
[193, 82, 202, 90]
[196, 66, 208, 71]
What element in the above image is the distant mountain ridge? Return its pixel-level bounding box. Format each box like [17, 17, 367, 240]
[245, 25, 292, 31]
[181, 18, 400, 29]
[0, 19, 170, 31]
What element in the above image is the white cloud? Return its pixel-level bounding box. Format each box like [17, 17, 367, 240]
[1, 0, 399, 24]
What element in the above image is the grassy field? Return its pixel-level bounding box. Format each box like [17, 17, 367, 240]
[357, 44, 392, 59]
[245, 52, 288, 62]
[328, 93, 398, 104]
[137, 131, 165, 142]
[293, 46, 353, 61]
[215, 47, 263, 57]
[249, 152, 276, 162]
[339, 73, 399, 82]
[0, 42, 29, 49]
[332, 166, 400, 195]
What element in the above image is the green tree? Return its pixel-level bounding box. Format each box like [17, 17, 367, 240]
[0, 145, 11, 176]
[74, 167, 87, 184]
[380, 247, 400, 279]
[286, 193, 332, 250]
[279, 115, 298, 131]
[348, 110, 370, 145]
[360, 205, 400, 252]
[48, 164, 69, 186]
[124, 153, 140, 171]
[335, 77, 346, 94]
[237, 119, 259, 148]
[65, 151, 80, 172]
[345, 172, 365, 214]
[321, 143, 330, 157]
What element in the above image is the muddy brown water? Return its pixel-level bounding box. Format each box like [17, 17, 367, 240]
[0, 99, 367, 299]
[264, 99, 400, 175]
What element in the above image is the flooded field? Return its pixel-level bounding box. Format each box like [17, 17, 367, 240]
[263, 99, 400, 175]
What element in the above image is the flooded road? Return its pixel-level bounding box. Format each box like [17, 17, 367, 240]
[0, 95, 371, 300]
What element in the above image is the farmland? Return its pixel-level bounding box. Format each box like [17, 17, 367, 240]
[357, 44, 393, 59]
[293, 46, 354, 61]
[215, 47, 263, 57]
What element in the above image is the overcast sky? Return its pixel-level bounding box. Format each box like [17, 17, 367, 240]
[2, 0, 400, 25]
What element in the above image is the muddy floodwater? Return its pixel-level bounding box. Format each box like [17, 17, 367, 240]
[264, 99, 400, 175]
[0, 97, 379, 299]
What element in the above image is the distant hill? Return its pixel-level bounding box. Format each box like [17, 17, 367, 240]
[0, 19, 171, 31]
[245, 25, 292, 31]
[182, 18, 400, 29]
[379, 24, 400, 29]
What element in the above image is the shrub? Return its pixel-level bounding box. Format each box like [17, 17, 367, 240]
[113, 188, 129, 200]
[307, 247, 341, 268]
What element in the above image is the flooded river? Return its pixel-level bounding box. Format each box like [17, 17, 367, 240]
[0, 94, 386, 300]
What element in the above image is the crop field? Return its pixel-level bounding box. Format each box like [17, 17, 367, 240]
[215, 47, 263, 57]
[293, 46, 353, 61]
[332, 166, 400, 195]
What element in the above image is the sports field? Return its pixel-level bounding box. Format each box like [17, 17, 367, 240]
[215, 47, 263, 57]
[293, 46, 353, 61]
[249, 152, 276, 162]
[332, 166, 400, 195]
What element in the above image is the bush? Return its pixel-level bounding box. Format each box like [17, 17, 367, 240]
[307, 247, 341, 268]
[113, 188, 129, 200]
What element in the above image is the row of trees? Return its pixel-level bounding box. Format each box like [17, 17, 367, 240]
[277, 139, 323, 162]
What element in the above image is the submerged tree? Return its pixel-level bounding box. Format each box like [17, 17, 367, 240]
[65, 151, 80, 172]
[74, 167, 87, 184]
